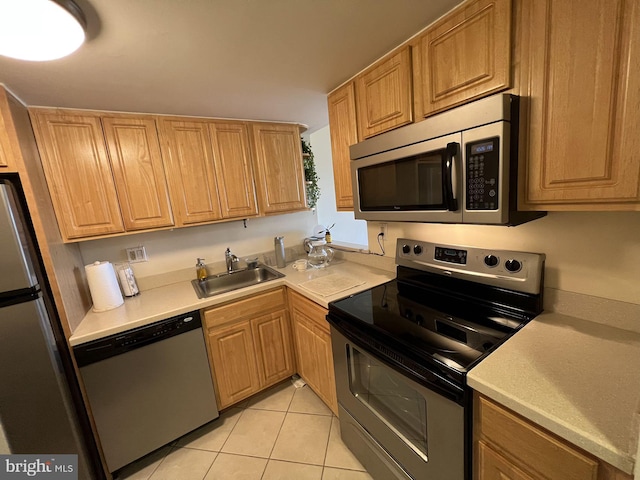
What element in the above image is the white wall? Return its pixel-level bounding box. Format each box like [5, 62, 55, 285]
[367, 212, 640, 305]
[79, 211, 318, 279]
[310, 125, 368, 245]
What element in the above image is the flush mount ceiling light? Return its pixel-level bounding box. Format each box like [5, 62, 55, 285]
[0, 0, 86, 61]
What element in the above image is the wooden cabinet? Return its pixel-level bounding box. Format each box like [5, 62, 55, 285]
[208, 121, 258, 219]
[157, 118, 223, 226]
[327, 82, 358, 210]
[288, 289, 338, 415]
[30, 110, 125, 239]
[207, 319, 260, 408]
[474, 394, 633, 480]
[203, 287, 295, 409]
[355, 46, 413, 139]
[518, 0, 640, 210]
[31, 109, 176, 240]
[158, 118, 261, 225]
[251, 123, 307, 214]
[101, 115, 174, 231]
[415, 0, 512, 118]
[0, 90, 16, 171]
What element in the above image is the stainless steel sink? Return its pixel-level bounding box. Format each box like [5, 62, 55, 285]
[191, 264, 285, 298]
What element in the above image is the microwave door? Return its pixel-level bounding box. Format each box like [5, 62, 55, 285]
[352, 133, 463, 223]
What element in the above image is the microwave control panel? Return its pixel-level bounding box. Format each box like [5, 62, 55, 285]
[466, 137, 499, 210]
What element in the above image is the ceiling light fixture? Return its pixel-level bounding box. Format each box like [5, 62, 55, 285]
[0, 0, 87, 61]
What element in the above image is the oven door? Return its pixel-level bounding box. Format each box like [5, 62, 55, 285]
[351, 133, 462, 223]
[331, 326, 466, 480]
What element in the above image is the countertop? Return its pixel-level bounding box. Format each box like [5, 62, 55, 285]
[468, 311, 640, 475]
[69, 259, 395, 346]
[71, 258, 640, 475]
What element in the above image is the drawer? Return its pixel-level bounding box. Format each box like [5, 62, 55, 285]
[288, 289, 330, 333]
[476, 395, 598, 480]
[204, 287, 286, 328]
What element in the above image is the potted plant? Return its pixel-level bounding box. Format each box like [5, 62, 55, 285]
[301, 139, 320, 209]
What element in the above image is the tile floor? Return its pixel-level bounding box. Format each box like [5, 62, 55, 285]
[115, 381, 373, 480]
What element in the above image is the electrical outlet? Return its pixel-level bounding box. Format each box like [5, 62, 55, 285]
[126, 246, 148, 263]
[379, 223, 387, 236]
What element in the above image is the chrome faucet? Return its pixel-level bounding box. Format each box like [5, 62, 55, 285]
[225, 247, 239, 273]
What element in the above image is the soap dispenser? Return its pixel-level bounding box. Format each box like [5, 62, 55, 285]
[196, 258, 207, 281]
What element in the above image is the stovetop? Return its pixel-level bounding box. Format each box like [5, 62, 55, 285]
[327, 239, 545, 388]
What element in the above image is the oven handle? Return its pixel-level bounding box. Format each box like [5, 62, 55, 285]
[328, 316, 466, 405]
[443, 142, 459, 211]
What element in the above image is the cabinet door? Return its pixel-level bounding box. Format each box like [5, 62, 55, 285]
[251, 309, 295, 388]
[355, 46, 413, 139]
[251, 123, 306, 214]
[207, 320, 260, 409]
[0, 90, 14, 170]
[30, 110, 124, 240]
[289, 291, 338, 415]
[418, 0, 511, 117]
[477, 441, 535, 480]
[158, 118, 223, 225]
[102, 116, 174, 230]
[327, 83, 358, 211]
[519, 0, 640, 209]
[208, 121, 258, 219]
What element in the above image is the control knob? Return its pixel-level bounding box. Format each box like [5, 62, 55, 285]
[505, 259, 522, 273]
[413, 245, 423, 255]
[402, 244, 411, 254]
[484, 255, 499, 267]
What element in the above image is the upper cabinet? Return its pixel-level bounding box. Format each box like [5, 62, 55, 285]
[251, 123, 307, 214]
[0, 90, 16, 171]
[157, 118, 224, 226]
[101, 115, 174, 231]
[355, 46, 413, 139]
[30, 106, 301, 241]
[327, 83, 358, 210]
[208, 121, 259, 219]
[518, 0, 640, 210]
[30, 110, 125, 239]
[415, 0, 512, 117]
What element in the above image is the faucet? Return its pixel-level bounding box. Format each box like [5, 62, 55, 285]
[225, 248, 239, 273]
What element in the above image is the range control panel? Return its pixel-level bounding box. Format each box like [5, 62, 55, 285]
[465, 137, 500, 211]
[396, 238, 545, 295]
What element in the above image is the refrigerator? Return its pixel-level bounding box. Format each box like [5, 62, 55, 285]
[0, 176, 102, 479]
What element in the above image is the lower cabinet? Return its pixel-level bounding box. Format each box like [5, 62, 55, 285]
[203, 287, 295, 409]
[474, 393, 633, 480]
[288, 289, 338, 415]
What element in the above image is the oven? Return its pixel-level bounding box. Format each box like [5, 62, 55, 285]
[327, 239, 545, 480]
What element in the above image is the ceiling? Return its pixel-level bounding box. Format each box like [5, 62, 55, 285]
[0, 0, 462, 133]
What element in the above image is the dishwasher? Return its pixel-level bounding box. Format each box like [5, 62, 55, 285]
[73, 310, 219, 473]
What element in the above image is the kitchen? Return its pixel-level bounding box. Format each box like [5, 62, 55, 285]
[1, 1, 639, 480]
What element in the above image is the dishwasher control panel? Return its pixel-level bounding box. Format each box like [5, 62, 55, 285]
[73, 311, 202, 367]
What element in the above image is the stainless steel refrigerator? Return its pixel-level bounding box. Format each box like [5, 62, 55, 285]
[0, 176, 102, 479]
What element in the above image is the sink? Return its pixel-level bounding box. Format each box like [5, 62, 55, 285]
[191, 264, 285, 298]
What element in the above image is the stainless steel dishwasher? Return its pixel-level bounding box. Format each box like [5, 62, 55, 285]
[73, 311, 219, 473]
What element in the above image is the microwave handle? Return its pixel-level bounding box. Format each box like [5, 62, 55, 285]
[443, 142, 459, 211]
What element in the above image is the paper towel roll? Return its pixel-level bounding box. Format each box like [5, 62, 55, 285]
[85, 261, 124, 312]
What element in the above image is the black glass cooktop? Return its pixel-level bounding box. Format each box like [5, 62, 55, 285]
[328, 276, 530, 384]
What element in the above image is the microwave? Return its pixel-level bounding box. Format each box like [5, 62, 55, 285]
[350, 94, 545, 226]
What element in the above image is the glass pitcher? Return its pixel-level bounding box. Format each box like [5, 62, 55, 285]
[307, 240, 334, 268]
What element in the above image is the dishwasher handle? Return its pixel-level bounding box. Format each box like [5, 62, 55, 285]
[73, 311, 202, 367]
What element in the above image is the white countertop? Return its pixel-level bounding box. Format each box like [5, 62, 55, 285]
[468, 312, 640, 475]
[69, 260, 395, 346]
[71, 259, 640, 475]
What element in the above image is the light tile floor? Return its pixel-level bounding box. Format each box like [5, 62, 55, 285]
[115, 381, 372, 480]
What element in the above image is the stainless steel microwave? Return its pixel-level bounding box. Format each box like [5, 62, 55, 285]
[350, 94, 545, 226]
